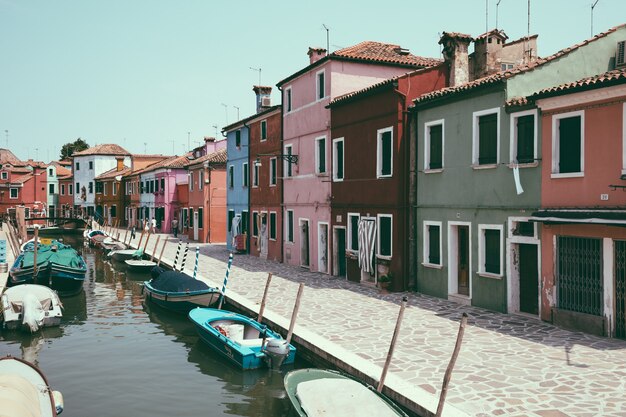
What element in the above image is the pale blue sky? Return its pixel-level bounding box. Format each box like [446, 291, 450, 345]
[1, 0, 624, 161]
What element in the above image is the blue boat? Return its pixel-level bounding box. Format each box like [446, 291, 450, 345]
[188, 308, 296, 370]
[143, 269, 221, 314]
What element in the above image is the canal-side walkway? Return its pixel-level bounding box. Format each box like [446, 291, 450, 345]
[113, 228, 626, 417]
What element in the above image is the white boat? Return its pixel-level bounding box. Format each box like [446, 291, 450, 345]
[1, 284, 63, 332]
[0, 355, 64, 416]
[124, 259, 157, 272]
[108, 248, 142, 262]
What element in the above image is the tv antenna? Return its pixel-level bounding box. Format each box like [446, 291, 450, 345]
[169, 139, 175, 155]
[249, 67, 262, 86]
[4, 130, 8, 148]
[322, 24, 330, 52]
[221, 103, 229, 125]
[187, 131, 190, 151]
[485, 0, 488, 32]
[496, 0, 503, 29]
[233, 105, 240, 120]
[144, 142, 147, 153]
[212, 124, 218, 138]
[591, 0, 600, 36]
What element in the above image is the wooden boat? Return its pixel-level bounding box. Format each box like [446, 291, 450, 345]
[284, 369, 408, 417]
[8, 250, 51, 287]
[109, 248, 142, 262]
[125, 258, 157, 272]
[100, 237, 126, 252]
[1, 284, 63, 332]
[0, 355, 64, 416]
[143, 270, 220, 312]
[188, 308, 296, 370]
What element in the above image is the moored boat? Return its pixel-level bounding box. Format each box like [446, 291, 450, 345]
[1, 284, 63, 332]
[143, 270, 220, 312]
[0, 355, 64, 416]
[188, 308, 296, 370]
[8, 250, 51, 288]
[109, 248, 142, 262]
[284, 368, 408, 417]
[125, 258, 157, 272]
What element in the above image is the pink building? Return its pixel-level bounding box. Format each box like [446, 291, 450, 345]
[276, 43, 440, 273]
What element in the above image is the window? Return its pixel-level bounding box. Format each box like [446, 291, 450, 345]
[242, 162, 249, 187]
[473, 108, 500, 166]
[61, 184, 65, 195]
[140, 181, 144, 193]
[260, 120, 267, 141]
[69, 184, 73, 195]
[253, 163, 259, 187]
[76, 182, 80, 194]
[228, 165, 234, 188]
[285, 87, 292, 112]
[189, 208, 194, 227]
[113, 182, 118, 195]
[149, 180, 154, 193]
[316, 70, 325, 100]
[198, 207, 203, 228]
[1, 172, 7, 179]
[623, 103, 626, 174]
[75, 162, 80, 171]
[9, 188, 18, 199]
[377, 214, 392, 257]
[198, 171, 203, 190]
[315, 136, 326, 174]
[423, 221, 442, 266]
[347, 213, 360, 252]
[479, 225, 503, 276]
[88, 182, 93, 194]
[160, 178, 165, 191]
[501, 63, 514, 71]
[182, 208, 188, 228]
[284, 145, 293, 177]
[510, 110, 537, 164]
[235, 130, 241, 148]
[110, 205, 117, 218]
[424, 120, 444, 171]
[377, 127, 393, 177]
[49, 183, 55, 194]
[95, 182, 103, 194]
[286, 210, 294, 242]
[332, 138, 344, 181]
[155, 178, 159, 192]
[552, 110, 584, 176]
[252, 211, 259, 236]
[48, 168, 53, 176]
[89, 161, 93, 170]
[241, 211, 249, 235]
[269, 212, 277, 240]
[270, 157, 277, 186]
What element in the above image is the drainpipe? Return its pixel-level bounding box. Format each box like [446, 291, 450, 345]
[277, 85, 285, 263]
[243, 120, 251, 253]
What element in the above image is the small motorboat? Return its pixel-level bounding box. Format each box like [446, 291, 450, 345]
[0, 355, 64, 416]
[188, 308, 296, 370]
[8, 250, 51, 288]
[124, 258, 157, 273]
[143, 269, 220, 312]
[284, 369, 408, 417]
[1, 284, 63, 332]
[100, 237, 126, 252]
[109, 248, 142, 262]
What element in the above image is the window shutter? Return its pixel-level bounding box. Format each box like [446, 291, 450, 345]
[429, 125, 443, 169]
[558, 116, 581, 173]
[478, 113, 497, 164]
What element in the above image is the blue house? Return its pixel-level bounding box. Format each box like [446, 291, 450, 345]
[223, 119, 250, 252]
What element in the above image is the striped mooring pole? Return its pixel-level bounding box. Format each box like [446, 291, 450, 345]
[218, 253, 234, 310]
[179, 243, 189, 272]
[192, 246, 199, 279]
[172, 240, 182, 270]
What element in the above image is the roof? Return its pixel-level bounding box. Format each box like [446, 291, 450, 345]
[55, 165, 72, 177]
[474, 29, 508, 41]
[0, 148, 22, 165]
[10, 173, 31, 184]
[132, 153, 192, 175]
[277, 41, 441, 87]
[530, 67, 626, 99]
[95, 165, 131, 180]
[222, 104, 281, 132]
[413, 23, 626, 106]
[530, 209, 626, 226]
[72, 143, 130, 157]
[186, 148, 227, 168]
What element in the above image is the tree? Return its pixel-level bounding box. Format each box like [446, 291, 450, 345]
[59, 138, 89, 160]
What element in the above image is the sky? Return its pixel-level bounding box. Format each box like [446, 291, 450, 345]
[1, 0, 625, 162]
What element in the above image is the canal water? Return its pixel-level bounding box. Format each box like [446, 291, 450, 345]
[0, 236, 308, 416]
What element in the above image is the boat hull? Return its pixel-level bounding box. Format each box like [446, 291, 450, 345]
[47, 264, 86, 296]
[143, 283, 220, 313]
[110, 249, 139, 262]
[125, 260, 157, 273]
[1, 284, 63, 331]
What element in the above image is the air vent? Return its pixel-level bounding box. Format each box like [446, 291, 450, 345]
[261, 96, 271, 107]
[617, 40, 626, 67]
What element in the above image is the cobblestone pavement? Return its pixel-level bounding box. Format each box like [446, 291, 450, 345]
[116, 230, 626, 417]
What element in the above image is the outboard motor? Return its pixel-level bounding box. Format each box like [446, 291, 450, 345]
[21, 293, 44, 332]
[262, 339, 290, 369]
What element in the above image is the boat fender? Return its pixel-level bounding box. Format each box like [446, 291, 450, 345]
[214, 325, 229, 337]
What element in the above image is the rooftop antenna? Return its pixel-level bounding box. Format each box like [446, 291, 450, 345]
[4, 130, 8, 148]
[485, 0, 488, 32]
[221, 103, 228, 125]
[187, 131, 190, 151]
[249, 67, 261, 86]
[496, 0, 503, 29]
[233, 105, 240, 120]
[35, 148, 39, 160]
[591, 0, 600, 37]
[144, 142, 147, 153]
[322, 24, 330, 52]
[212, 124, 218, 138]
[169, 139, 175, 155]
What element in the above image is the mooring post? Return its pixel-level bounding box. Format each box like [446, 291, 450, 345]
[257, 273, 273, 323]
[435, 312, 468, 417]
[142, 232, 151, 253]
[137, 228, 145, 250]
[32, 228, 39, 277]
[172, 240, 182, 269]
[179, 243, 189, 272]
[157, 238, 167, 266]
[286, 283, 304, 345]
[151, 235, 161, 262]
[123, 227, 129, 245]
[377, 296, 408, 393]
[192, 246, 199, 278]
[217, 253, 234, 310]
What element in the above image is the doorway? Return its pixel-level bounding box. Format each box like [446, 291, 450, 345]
[318, 222, 329, 274]
[616, 240, 626, 339]
[193, 210, 199, 241]
[334, 227, 346, 277]
[458, 225, 470, 296]
[519, 243, 539, 315]
[300, 219, 310, 268]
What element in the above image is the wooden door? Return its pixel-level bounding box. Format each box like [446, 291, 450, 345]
[519, 244, 539, 315]
[336, 228, 346, 277]
[300, 220, 309, 267]
[458, 226, 469, 296]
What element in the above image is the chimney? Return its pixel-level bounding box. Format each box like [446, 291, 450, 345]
[204, 136, 217, 154]
[116, 156, 124, 171]
[253, 85, 272, 113]
[308, 47, 327, 65]
[439, 32, 474, 87]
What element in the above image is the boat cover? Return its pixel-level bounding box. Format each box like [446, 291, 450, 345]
[19, 241, 84, 269]
[0, 374, 44, 417]
[149, 271, 210, 292]
[295, 378, 400, 417]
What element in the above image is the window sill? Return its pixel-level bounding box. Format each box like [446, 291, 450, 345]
[477, 272, 503, 280]
[376, 175, 393, 179]
[424, 168, 443, 174]
[376, 255, 392, 261]
[422, 262, 443, 269]
[551, 172, 584, 179]
[508, 161, 539, 168]
[332, 177, 344, 182]
[471, 164, 498, 170]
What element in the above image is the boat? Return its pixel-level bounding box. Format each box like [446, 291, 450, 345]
[99, 237, 126, 252]
[188, 307, 296, 370]
[124, 258, 157, 273]
[108, 248, 142, 262]
[284, 369, 408, 417]
[0, 355, 64, 416]
[8, 249, 51, 287]
[143, 270, 220, 312]
[83, 229, 106, 240]
[1, 284, 63, 332]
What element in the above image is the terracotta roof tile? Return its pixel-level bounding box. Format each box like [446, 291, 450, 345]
[55, 165, 72, 177]
[531, 67, 626, 98]
[132, 153, 192, 175]
[505, 96, 530, 107]
[11, 173, 31, 184]
[0, 148, 22, 165]
[95, 165, 131, 180]
[186, 148, 227, 167]
[72, 143, 130, 157]
[332, 41, 442, 68]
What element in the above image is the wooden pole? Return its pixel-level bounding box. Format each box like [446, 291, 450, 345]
[285, 283, 304, 345]
[435, 312, 468, 417]
[257, 273, 273, 323]
[377, 296, 408, 392]
[142, 232, 151, 253]
[136, 228, 145, 250]
[123, 227, 129, 245]
[32, 228, 39, 276]
[151, 235, 160, 262]
[156, 238, 167, 266]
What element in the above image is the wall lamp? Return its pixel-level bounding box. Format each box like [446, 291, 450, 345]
[255, 153, 299, 167]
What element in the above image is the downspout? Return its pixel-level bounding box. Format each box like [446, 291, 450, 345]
[243, 120, 251, 254]
[277, 85, 284, 263]
[205, 162, 211, 243]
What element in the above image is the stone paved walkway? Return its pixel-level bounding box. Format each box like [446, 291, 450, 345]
[113, 228, 626, 417]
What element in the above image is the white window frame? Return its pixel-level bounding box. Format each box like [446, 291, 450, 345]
[189, 173, 194, 191]
[242, 162, 249, 187]
[252, 210, 259, 237]
[472, 107, 500, 168]
[102, 183, 107, 196]
[551, 109, 585, 178]
[228, 209, 235, 232]
[509, 109, 538, 166]
[111, 204, 117, 218]
[285, 87, 292, 113]
[253, 162, 259, 188]
[260, 120, 267, 141]
[316, 69, 326, 101]
[424, 119, 445, 172]
[376, 127, 394, 178]
[376, 213, 393, 258]
[9, 188, 18, 199]
[0, 172, 7, 180]
[315, 136, 326, 175]
[423, 221, 443, 268]
[347, 212, 360, 253]
[269, 157, 277, 186]
[269, 211, 277, 241]
[332, 137, 344, 181]
[286, 209, 294, 243]
[49, 183, 56, 195]
[284, 144, 293, 177]
[61, 184, 65, 195]
[228, 165, 234, 188]
[478, 224, 504, 278]
[198, 170, 203, 190]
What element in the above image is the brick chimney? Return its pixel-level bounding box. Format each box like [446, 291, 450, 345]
[308, 47, 327, 65]
[116, 156, 124, 171]
[253, 85, 272, 113]
[439, 32, 474, 87]
[204, 136, 217, 154]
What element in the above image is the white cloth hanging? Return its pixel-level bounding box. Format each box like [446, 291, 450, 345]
[513, 165, 524, 195]
[358, 219, 376, 274]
